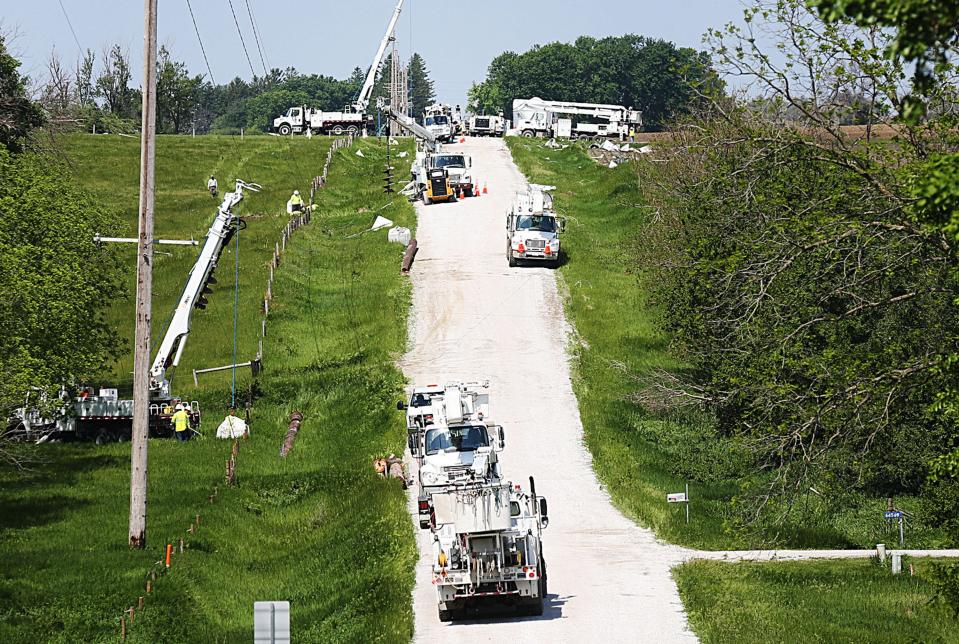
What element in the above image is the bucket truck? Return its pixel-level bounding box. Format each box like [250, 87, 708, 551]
[506, 184, 565, 267]
[512, 97, 642, 140]
[428, 477, 550, 621]
[7, 180, 261, 444]
[272, 0, 405, 135]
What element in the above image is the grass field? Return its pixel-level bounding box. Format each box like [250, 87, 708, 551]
[61, 133, 331, 403]
[675, 558, 958, 643]
[0, 135, 417, 642]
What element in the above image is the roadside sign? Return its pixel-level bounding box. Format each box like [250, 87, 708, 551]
[667, 493, 687, 503]
[884, 511, 903, 519]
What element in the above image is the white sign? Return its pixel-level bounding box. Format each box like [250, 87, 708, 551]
[667, 492, 687, 503]
[254, 601, 290, 644]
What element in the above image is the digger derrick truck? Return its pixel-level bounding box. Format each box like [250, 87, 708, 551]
[272, 0, 404, 135]
[428, 477, 550, 621]
[398, 382, 504, 492]
[506, 184, 565, 267]
[7, 180, 260, 444]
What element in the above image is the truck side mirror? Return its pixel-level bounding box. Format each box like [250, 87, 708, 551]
[498, 426, 505, 449]
[539, 498, 549, 528]
[557, 218, 566, 232]
[396, 400, 407, 411]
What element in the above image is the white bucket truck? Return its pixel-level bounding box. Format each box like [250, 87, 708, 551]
[428, 477, 550, 621]
[512, 97, 642, 140]
[506, 184, 565, 267]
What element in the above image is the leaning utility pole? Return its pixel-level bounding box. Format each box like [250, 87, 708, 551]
[129, 0, 158, 549]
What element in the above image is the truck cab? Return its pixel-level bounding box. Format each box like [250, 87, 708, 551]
[273, 106, 308, 135]
[506, 185, 564, 267]
[429, 153, 473, 197]
[424, 114, 453, 142]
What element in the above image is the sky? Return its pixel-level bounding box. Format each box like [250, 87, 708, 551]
[3, 0, 748, 106]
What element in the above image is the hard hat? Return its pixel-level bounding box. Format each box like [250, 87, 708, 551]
[175, 403, 185, 411]
[293, 190, 300, 196]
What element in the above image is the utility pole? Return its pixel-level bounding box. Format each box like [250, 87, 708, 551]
[129, 0, 158, 549]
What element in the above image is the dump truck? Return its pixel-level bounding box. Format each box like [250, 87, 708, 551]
[426, 477, 550, 621]
[506, 184, 565, 267]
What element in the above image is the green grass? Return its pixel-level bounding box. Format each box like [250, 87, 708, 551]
[507, 138, 741, 549]
[61, 133, 333, 401]
[0, 136, 417, 642]
[675, 558, 959, 643]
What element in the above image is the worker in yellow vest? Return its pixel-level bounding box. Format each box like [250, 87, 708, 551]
[172, 403, 191, 442]
[287, 190, 304, 213]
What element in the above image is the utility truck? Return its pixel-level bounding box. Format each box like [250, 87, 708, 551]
[399, 381, 504, 497]
[506, 184, 564, 267]
[6, 180, 261, 443]
[469, 114, 505, 137]
[428, 152, 474, 197]
[427, 477, 550, 621]
[424, 103, 457, 143]
[272, 0, 405, 135]
[512, 97, 642, 140]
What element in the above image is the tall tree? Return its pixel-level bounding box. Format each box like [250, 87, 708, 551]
[96, 45, 134, 118]
[407, 53, 435, 120]
[156, 46, 203, 133]
[0, 36, 45, 152]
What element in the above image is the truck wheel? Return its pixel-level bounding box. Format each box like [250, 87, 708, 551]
[522, 129, 535, 138]
[332, 125, 344, 135]
[465, 188, 474, 198]
[508, 248, 517, 267]
[438, 608, 454, 622]
[278, 124, 292, 136]
[539, 555, 548, 597]
[346, 125, 359, 136]
[94, 429, 110, 445]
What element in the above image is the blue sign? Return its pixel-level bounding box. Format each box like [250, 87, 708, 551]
[884, 511, 903, 519]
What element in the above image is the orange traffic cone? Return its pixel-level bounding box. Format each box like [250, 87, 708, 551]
[473, 184, 480, 197]
[482, 183, 488, 195]
[460, 137, 466, 143]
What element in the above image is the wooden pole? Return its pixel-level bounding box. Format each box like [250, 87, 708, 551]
[129, 0, 158, 550]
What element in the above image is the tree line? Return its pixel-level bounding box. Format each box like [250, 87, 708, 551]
[468, 34, 723, 131]
[37, 45, 437, 135]
[631, 0, 959, 567]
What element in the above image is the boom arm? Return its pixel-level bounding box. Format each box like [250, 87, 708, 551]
[149, 180, 261, 397]
[352, 0, 405, 113]
[377, 98, 439, 152]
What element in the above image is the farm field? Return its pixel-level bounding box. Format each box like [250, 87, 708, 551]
[0, 135, 417, 642]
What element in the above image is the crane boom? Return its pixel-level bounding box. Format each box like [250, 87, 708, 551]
[149, 180, 260, 398]
[377, 98, 439, 152]
[353, 0, 405, 113]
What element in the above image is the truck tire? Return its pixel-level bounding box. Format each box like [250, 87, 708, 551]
[278, 124, 292, 136]
[332, 125, 344, 135]
[507, 247, 517, 267]
[438, 607, 454, 622]
[94, 428, 110, 445]
[539, 555, 548, 597]
[522, 129, 536, 138]
[346, 125, 359, 136]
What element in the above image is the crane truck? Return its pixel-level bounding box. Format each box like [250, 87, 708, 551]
[378, 99, 474, 203]
[272, 0, 405, 136]
[398, 382, 504, 495]
[506, 184, 565, 267]
[512, 97, 642, 140]
[428, 477, 549, 621]
[7, 180, 261, 444]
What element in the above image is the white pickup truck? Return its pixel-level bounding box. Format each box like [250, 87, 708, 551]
[428, 478, 549, 621]
[506, 184, 564, 267]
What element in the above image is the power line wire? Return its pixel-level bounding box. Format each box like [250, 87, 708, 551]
[56, 0, 83, 54]
[227, 0, 257, 78]
[185, 0, 216, 85]
[244, 0, 269, 76]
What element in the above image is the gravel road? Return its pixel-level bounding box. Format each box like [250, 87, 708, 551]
[400, 137, 698, 643]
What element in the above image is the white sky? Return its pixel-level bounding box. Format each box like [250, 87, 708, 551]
[3, 0, 748, 105]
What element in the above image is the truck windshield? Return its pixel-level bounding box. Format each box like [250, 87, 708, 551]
[426, 115, 449, 126]
[425, 425, 490, 455]
[410, 393, 434, 407]
[516, 215, 556, 233]
[433, 156, 465, 168]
